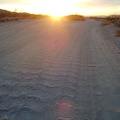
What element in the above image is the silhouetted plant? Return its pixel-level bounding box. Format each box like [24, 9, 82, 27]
[101, 15, 120, 27]
[65, 14, 85, 21]
[0, 9, 48, 22]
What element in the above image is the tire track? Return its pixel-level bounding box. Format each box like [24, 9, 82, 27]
[0, 20, 120, 120]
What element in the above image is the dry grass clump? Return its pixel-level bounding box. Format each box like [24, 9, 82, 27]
[116, 30, 120, 37]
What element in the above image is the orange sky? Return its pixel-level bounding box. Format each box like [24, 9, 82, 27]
[0, 0, 120, 16]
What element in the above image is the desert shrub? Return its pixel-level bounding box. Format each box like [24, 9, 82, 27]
[65, 15, 85, 21]
[101, 15, 120, 27]
[0, 9, 48, 22]
[106, 15, 120, 24]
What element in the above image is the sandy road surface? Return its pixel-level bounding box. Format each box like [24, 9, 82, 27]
[0, 19, 120, 120]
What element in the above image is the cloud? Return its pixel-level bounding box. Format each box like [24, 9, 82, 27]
[77, 0, 120, 7]
[1, 0, 120, 7]
[0, 0, 30, 4]
[75, 0, 120, 15]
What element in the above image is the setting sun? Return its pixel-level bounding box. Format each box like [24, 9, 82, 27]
[30, 0, 77, 17]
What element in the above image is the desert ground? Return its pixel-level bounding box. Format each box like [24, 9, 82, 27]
[0, 19, 120, 120]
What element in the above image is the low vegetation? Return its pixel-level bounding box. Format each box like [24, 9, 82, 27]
[89, 16, 103, 20]
[106, 15, 120, 27]
[64, 14, 85, 21]
[0, 9, 85, 23]
[100, 15, 120, 37]
[0, 9, 48, 22]
[101, 15, 120, 27]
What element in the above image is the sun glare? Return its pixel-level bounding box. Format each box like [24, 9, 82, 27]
[51, 16, 62, 21]
[29, 0, 77, 17]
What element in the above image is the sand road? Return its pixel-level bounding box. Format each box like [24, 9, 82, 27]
[0, 19, 120, 120]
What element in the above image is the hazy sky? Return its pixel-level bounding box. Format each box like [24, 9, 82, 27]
[0, 0, 120, 16]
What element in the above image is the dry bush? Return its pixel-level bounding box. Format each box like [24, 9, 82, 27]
[101, 15, 120, 26]
[65, 15, 85, 21]
[116, 30, 120, 37]
[0, 9, 48, 22]
[106, 15, 120, 26]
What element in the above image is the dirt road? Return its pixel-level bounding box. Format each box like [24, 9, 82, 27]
[0, 19, 120, 120]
